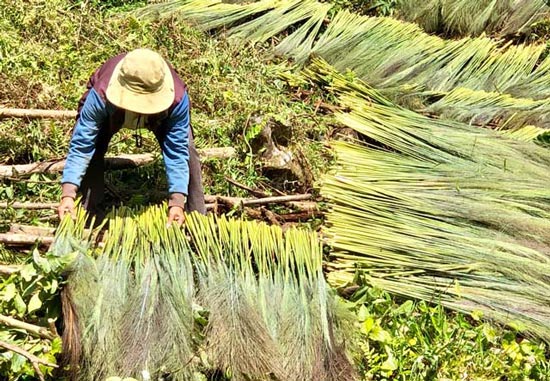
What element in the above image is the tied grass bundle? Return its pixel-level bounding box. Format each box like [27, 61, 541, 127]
[60, 207, 196, 381]
[425, 87, 550, 132]
[58, 206, 355, 380]
[134, 0, 550, 131]
[135, 1, 549, 94]
[395, 0, 549, 37]
[186, 213, 355, 381]
[307, 60, 550, 341]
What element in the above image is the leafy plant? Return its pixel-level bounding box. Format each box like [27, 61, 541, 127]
[324, 0, 397, 16]
[348, 286, 550, 380]
[0, 248, 75, 380]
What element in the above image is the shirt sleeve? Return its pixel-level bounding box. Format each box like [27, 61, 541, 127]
[61, 88, 107, 188]
[161, 93, 191, 196]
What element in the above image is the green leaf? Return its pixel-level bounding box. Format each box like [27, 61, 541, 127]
[5, 186, 14, 200]
[357, 305, 370, 322]
[3, 283, 17, 301]
[482, 324, 498, 344]
[393, 300, 414, 315]
[370, 325, 392, 344]
[27, 293, 42, 313]
[20, 264, 37, 282]
[380, 350, 398, 372]
[470, 310, 484, 321]
[362, 315, 375, 334]
[49, 279, 59, 294]
[50, 337, 62, 354]
[14, 293, 26, 315]
[33, 249, 51, 273]
[10, 353, 25, 373]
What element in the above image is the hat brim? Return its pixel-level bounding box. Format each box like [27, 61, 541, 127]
[105, 60, 175, 115]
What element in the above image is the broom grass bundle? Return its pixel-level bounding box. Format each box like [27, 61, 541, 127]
[304, 60, 550, 341]
[60, 207, 196, 381]
[425, 87, 550, 132]
[57, 206, 355, 380]
[186, 213, 355, 380]
[395, 0, 549, 37]
[134, 0, 550, 132]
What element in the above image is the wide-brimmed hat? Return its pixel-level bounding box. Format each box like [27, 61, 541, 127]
[106, 48, 175, 114]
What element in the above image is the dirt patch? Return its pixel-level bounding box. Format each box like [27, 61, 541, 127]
[0, 73, 57, 109]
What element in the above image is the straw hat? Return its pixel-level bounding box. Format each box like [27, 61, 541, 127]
[106, 48, 175, 114]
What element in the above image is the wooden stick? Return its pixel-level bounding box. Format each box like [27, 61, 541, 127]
[9, 224, 56, 236]
[0, 264, 21, 275]
[0, 202, 57, 210]
[0, 108, 77, 120]
[224, 176, 268, 197]
[0, 339, 58, 381]
[0, 314, 57, 340]
[0, 233, 54, 247]
[217, 194, 313, 207]
[0, 148, 235, 179]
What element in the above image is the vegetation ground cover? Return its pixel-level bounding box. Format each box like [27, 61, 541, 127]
[0, 1, 549, 380]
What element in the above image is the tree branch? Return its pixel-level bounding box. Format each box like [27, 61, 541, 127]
[0, 148, 235, 179]
[0, 314, 58, 340]
[209, 194, 313, 207]
[0, 108, 77, 120]
[0, 233, 54, 247]
[224, 176, 268, 197]
[0, 339, 58, 381]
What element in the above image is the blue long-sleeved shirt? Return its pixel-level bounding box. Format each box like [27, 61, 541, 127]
[62, 88, 190, 195]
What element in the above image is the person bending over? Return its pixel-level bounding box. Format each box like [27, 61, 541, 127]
[58, 48, 205, 225]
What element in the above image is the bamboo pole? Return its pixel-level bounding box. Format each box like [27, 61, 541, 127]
[0, 148, 236, 179]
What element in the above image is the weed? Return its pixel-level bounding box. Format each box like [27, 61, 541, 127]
[348, 286, 550, 380]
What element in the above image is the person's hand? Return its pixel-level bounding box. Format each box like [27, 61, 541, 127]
[58, 196, 76, 220]
[167, 206, 185, 227]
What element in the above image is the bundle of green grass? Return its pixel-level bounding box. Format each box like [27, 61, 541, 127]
[304, 59, 550, 342]
[136, 0, 550, 133]
[52, 207, 355, 381]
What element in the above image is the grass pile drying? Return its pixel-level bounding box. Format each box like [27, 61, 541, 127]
[135, 0, 550, 133]
[304, 59, 550, 342]
[394, 0, 549, 37]
[58, 207, 196, 381]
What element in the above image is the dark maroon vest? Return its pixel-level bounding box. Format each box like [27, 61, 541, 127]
[76, 53, 188, 137]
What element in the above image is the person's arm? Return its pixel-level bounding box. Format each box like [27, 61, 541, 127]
[161, 93, 191, 223]
[59, 89, 107, 217]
